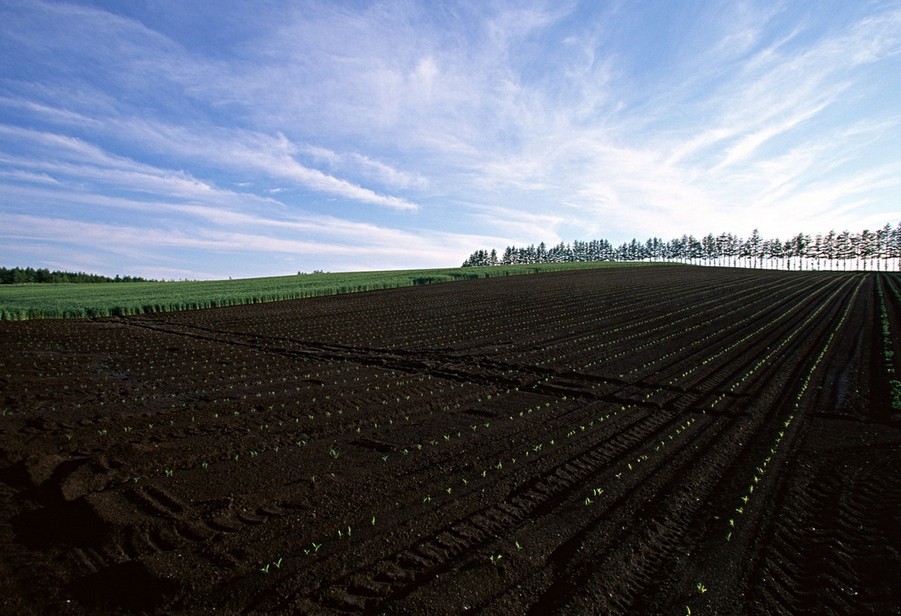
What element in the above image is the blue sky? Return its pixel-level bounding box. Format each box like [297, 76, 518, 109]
[2, 0, 900, 279]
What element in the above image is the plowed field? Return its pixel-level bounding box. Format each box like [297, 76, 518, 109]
[1, 265, 900, 615]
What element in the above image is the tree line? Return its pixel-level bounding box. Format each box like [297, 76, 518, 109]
[463, 224, 901, 271]
[0, 266, 152, 284]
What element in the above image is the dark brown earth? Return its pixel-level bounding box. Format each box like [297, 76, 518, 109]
[1, 265, 900, 615]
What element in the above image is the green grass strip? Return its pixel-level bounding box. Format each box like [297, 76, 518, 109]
[0, 262, 659, 321]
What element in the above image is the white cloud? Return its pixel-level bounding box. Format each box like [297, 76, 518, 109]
[0, 169, 59, 184]
[0, 211, 500, 274]
[1, 121, 421, 212]
[118, 123, 422, 211]
[0, 96, 104, 129]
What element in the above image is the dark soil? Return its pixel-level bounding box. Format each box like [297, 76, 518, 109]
[1, 265, 899, 615]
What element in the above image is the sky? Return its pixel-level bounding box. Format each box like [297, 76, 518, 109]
[1, 1, 900, 280]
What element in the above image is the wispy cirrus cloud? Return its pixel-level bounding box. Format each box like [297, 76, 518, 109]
[1, 1, 899, 278]
[104, 121, 422, 211]
[0, 169, 59, 185]
[0, 114, 421, 212]
[1, 208, 504, 277]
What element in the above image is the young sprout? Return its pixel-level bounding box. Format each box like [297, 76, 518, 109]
[696, 582, 707, 594]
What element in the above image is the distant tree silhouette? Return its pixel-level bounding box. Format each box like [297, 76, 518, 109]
[463, 223, 901, 271]
[0, 266, 152, 284]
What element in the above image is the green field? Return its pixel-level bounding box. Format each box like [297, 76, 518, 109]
[0, 262, 653, 320]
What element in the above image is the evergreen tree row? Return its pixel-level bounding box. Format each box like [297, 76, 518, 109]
[463, 223, 901, 271]
[0, 266, 151, 284]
